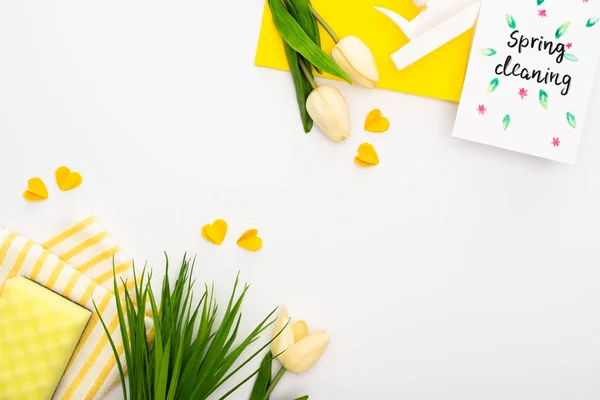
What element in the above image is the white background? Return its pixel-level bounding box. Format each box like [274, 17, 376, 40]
[1, 1, 600, 399]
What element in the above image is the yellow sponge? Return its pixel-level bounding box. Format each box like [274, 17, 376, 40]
[0, 277, 91, 400]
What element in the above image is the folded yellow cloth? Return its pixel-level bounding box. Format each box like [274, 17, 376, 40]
[0, 211, 150, 399]
[255, 0, 474, 102]
[42, 210, 135, 292]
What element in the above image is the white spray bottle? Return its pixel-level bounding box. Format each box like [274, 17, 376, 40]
[375, 0, 481, 71]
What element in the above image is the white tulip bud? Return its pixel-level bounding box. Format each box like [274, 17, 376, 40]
[271, 307, 330, 375]
[331, 36, 380, 89]
[305, 85, 351, 142]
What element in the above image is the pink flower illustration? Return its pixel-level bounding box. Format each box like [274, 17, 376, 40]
[538, 9, 547, 17]
[566, 43, 573, 49]
[552, 137, 560, 147]
[518, 88, 528, 99]
[477, 105, 487, 115]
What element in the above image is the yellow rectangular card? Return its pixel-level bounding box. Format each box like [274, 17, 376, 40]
[255, 0, 474, 102]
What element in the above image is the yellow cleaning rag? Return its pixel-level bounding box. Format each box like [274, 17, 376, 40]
[0, 211, 150, 399]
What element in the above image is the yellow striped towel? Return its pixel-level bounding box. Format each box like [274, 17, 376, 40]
[42, 210, 134, 291]
[0, 211, 151, 399]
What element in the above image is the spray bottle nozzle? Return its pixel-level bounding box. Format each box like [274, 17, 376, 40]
[375, 0, 481, 71]
[412, 0, 429, 9]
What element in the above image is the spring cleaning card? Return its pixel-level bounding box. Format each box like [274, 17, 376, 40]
[452, 0, 600, 163]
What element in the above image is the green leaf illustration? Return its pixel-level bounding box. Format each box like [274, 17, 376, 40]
[502, 114, 511, 131]
[537, 0, 545, 5]
[487, 78, 499, 93]
[564, 53, 579, 62]
[555, 22, 571, 39]
[506, 14, 517, 29]
[480, 48, 497, 56]
[539, 89, 549, 109]
[587, 17, 599, 28]
[567, 112, 577, 128]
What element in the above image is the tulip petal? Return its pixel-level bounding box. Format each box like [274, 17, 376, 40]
[293, 320, 309, 342]
[331, 36, 379, 89]
[332, 48, 375, 89]
[306, 85, 351, 142]
[271, 306, 295, 357]
[279, 331, 329, 374]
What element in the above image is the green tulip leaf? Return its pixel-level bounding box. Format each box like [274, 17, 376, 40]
[506, 14, 517, 29]
[537, 0, 545, 5]
[567, 112, 577, 128]
[249, 352, 274, 400]
[283, 45, 313, 133]
[268, 0, 350, 83]
[564, 53, 579, 62]
[480, 48, 497, 56]
[555, 22, 571, 39]
[294, 397, 309, 400]
[587, 17, 599, 28]
[288, 0, 320, 47]
[539, 89, 549, 109]
[284, 0, 321, 73]
[487, 78, 499, 93]
[502, 114, 511, 131]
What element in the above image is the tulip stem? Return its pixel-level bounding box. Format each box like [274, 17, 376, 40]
[264, 366, 287, 399]
[309, 5, 340, 43]
[298, 59, 317, 89]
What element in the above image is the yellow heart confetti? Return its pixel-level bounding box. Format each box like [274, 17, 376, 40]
[236, 229, 263, 252]
[202, 219, 228, 245]
[364, 109, 390, 133]
[23, 178, 48, 201]
[354, 143, 379, 167]
[55, 166, 82, 192]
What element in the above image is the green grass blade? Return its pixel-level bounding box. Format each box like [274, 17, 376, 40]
[193, 285, 250, 396]
[109, 255, 279, 400]
[212, 309, 282, 393]
[155, 338, 171, 400]
[217, 350, 285, 400]
[112, 270, 131, 363]
[166, 331, 186, 400]
[216, 307, 278, 378]
[121, 279, 146, 397]
[95, 298, 129, 400]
